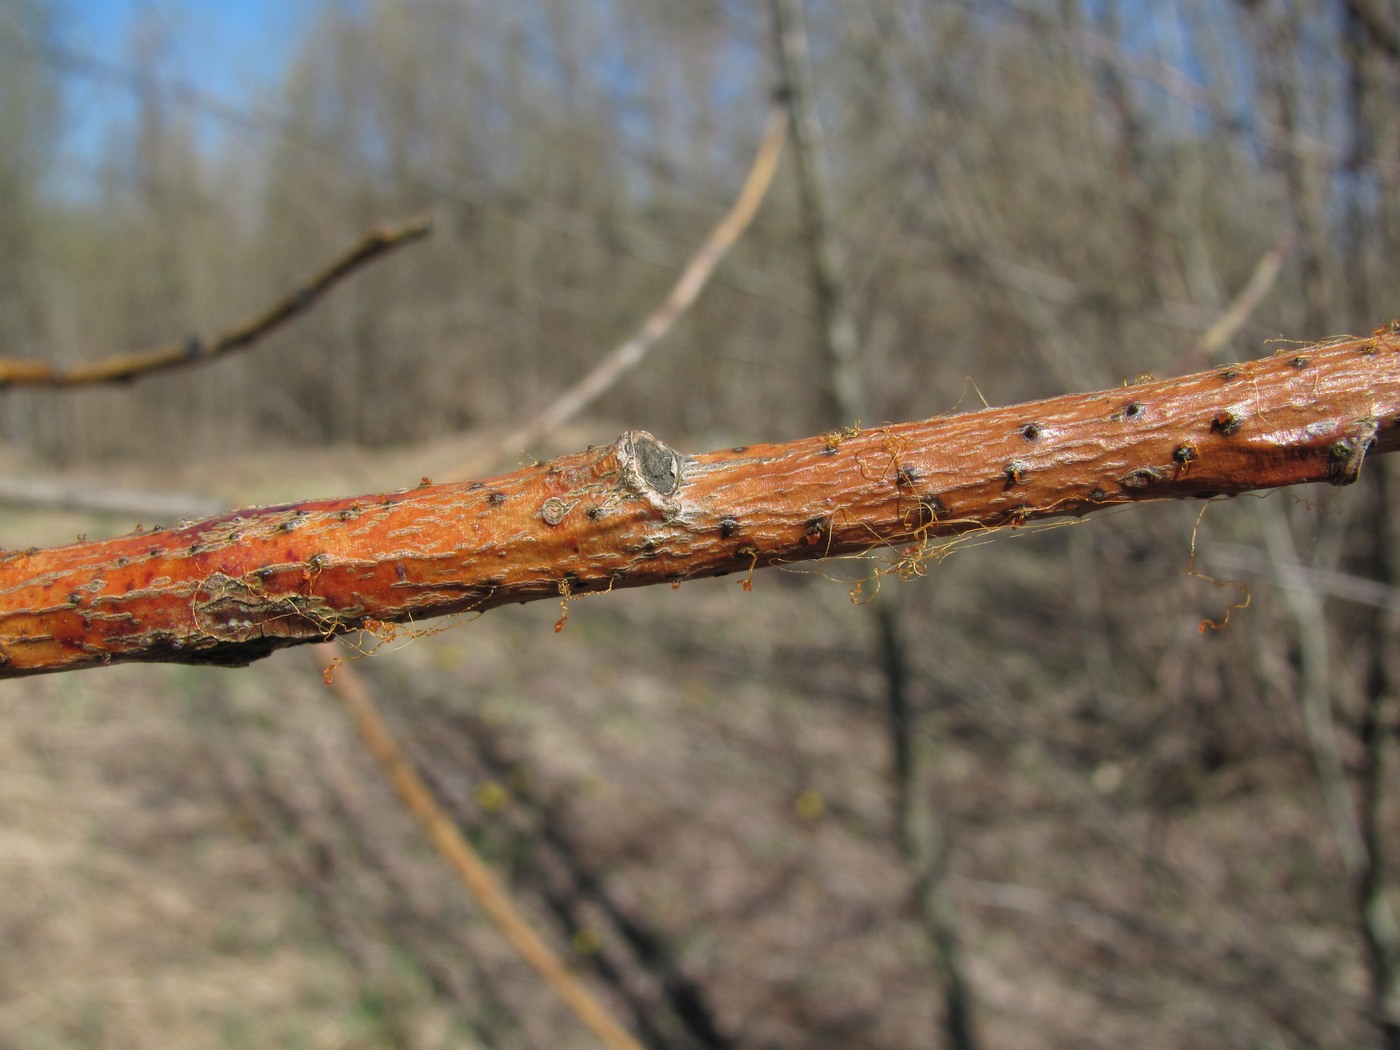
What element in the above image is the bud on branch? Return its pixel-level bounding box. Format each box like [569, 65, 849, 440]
[2, 327, 1397, 678]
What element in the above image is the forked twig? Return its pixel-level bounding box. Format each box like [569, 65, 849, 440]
[449, 104, 787, 480]
[315, 645, 645, 1050]
[0, 215, 433, 388]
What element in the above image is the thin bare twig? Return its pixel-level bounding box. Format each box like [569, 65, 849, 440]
[1192, 236, 1293, 360]
[0, 215, 433, 389]
[449, 106, 786, 480]
[314, 645, 645, 1050]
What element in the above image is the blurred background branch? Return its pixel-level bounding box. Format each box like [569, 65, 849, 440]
[0, 214, 431, 388]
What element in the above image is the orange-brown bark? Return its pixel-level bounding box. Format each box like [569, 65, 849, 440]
[3, 327, 1398, 678]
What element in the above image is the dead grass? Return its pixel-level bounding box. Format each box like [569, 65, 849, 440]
[0, 445, 1381, 1048]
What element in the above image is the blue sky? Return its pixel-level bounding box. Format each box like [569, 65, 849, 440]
[58, 0, 312, 96]
[44, 0, 322, 194]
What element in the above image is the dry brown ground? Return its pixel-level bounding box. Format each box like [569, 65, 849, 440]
[0, 441, 1378, 1049]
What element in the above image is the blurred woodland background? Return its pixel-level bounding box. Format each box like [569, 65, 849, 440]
[2, 0, 1400, 1047]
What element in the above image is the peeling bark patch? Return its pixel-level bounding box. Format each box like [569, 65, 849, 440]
[630, 433, 682, 496]
[1121, 466, 1168, 489]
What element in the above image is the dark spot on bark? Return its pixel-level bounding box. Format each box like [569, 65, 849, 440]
[1089, 488, 1109, 502]
[804, 516, 829, 545]
[1173, 444, 1197, 466]
[1020, 423, 1042, 440]
[1291, 356, 1309, 368]
[895, 465, 919, 487]
[116, 556, 129, 568]
[1219, 366, 1240, 380]
[487, 491, 508, 505]
[920, 495, 949, 521]
[586, 506, 605, 521]
[732, 446, 748, 453]
[822, 445, 838, 456]
[719, 517, 739, 539]
[1211, 411, 1242, 436]
[1004, 461, 1028, 488]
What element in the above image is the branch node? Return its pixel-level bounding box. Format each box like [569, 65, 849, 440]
[1327, 419, 1380, 486]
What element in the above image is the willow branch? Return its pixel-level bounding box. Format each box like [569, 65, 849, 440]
[449, 105, 786, 480]
[1, 327, 1397, 678]
[0, 215, 433, 389]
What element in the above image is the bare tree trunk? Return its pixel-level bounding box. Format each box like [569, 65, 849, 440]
[769, 2, 979, 1045]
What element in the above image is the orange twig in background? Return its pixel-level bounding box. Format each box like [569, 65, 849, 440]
[316, 645, 645, 1050]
